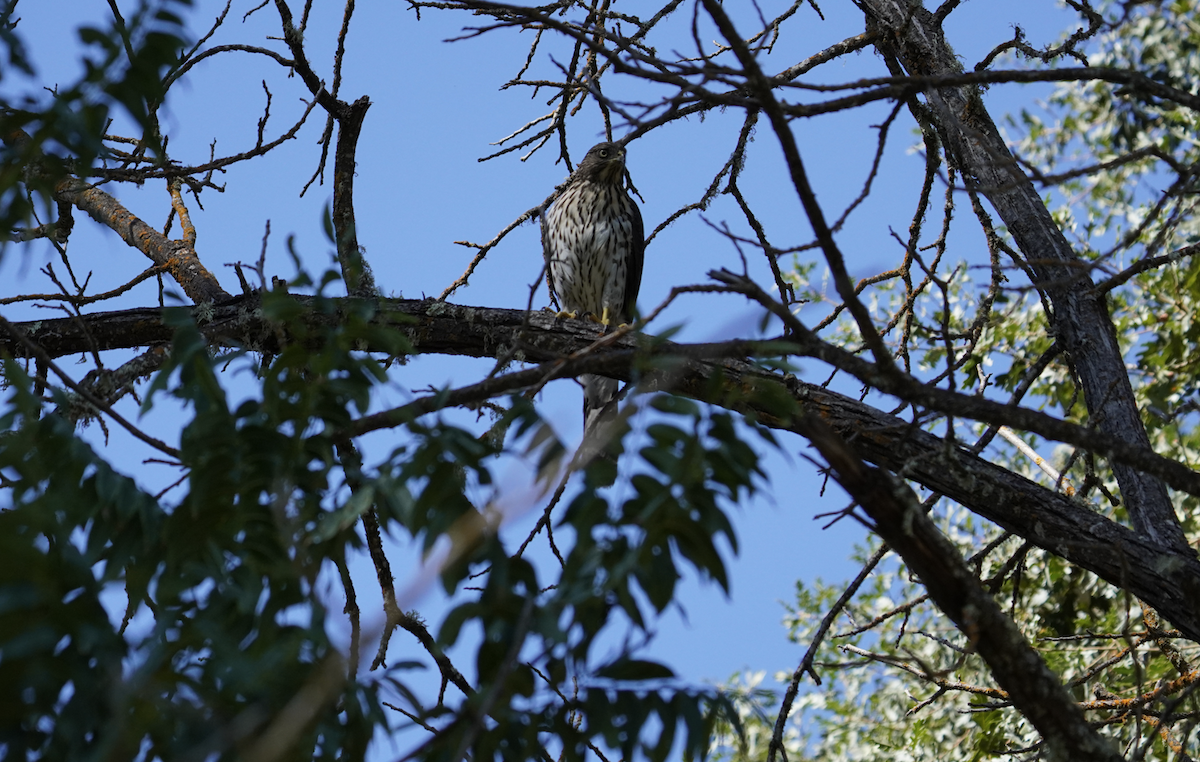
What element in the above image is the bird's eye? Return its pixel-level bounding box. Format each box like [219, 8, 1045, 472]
[599, 148, 609, 157]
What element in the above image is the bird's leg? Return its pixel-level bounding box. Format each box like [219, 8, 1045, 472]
[555, 310, 578, 319]
[590, 306, 633, 329]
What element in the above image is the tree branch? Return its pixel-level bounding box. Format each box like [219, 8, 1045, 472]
[803, 410, 1122, 761]
[5, 294, 1200, 639]
[856, 0, 1188, 552]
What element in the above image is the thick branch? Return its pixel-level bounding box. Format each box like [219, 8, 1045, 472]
[331, 95, 375, 296]
[857, 0, 1187, 552]
[273, 0, 376, 296]
[802, 413, 1123, 762]
[52, 177, 228, 303]
[1, 129, 229, 304]
[8, 296, 1200, 639]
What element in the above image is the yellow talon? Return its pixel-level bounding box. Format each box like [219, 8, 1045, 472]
[555, 310, 578, 319]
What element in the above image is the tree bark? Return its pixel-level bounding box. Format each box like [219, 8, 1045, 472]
[5, 295, 1200, 639]
[854, 0, 1189, 552]
[330, 95, 376, 297]
[0, 127, 229, 305]
[55, 177, 229, 304]
[803, 413, 1125, 762]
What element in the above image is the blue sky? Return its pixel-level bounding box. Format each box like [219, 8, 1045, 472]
[1, 0, 1080, 756]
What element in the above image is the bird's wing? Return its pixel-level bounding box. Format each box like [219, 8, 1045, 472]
[623, 196, 645, 322]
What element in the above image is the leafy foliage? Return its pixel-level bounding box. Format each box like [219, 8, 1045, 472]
[0, 263, 763, 759]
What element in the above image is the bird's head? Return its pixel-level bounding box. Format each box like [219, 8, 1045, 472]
[576, 142, 628, 185]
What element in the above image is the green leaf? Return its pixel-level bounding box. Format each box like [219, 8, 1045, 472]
[597, 658, 677, 681]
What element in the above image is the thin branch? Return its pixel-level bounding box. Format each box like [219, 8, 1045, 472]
[0, 312, 181, 459]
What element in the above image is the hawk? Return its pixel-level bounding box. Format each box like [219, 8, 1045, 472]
[541, 141, 645, 433]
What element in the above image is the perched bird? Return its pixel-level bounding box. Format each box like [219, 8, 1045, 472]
[541, 141, 645, 434]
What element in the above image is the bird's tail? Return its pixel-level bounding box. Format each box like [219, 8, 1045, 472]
[580, 373, 621, 460]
